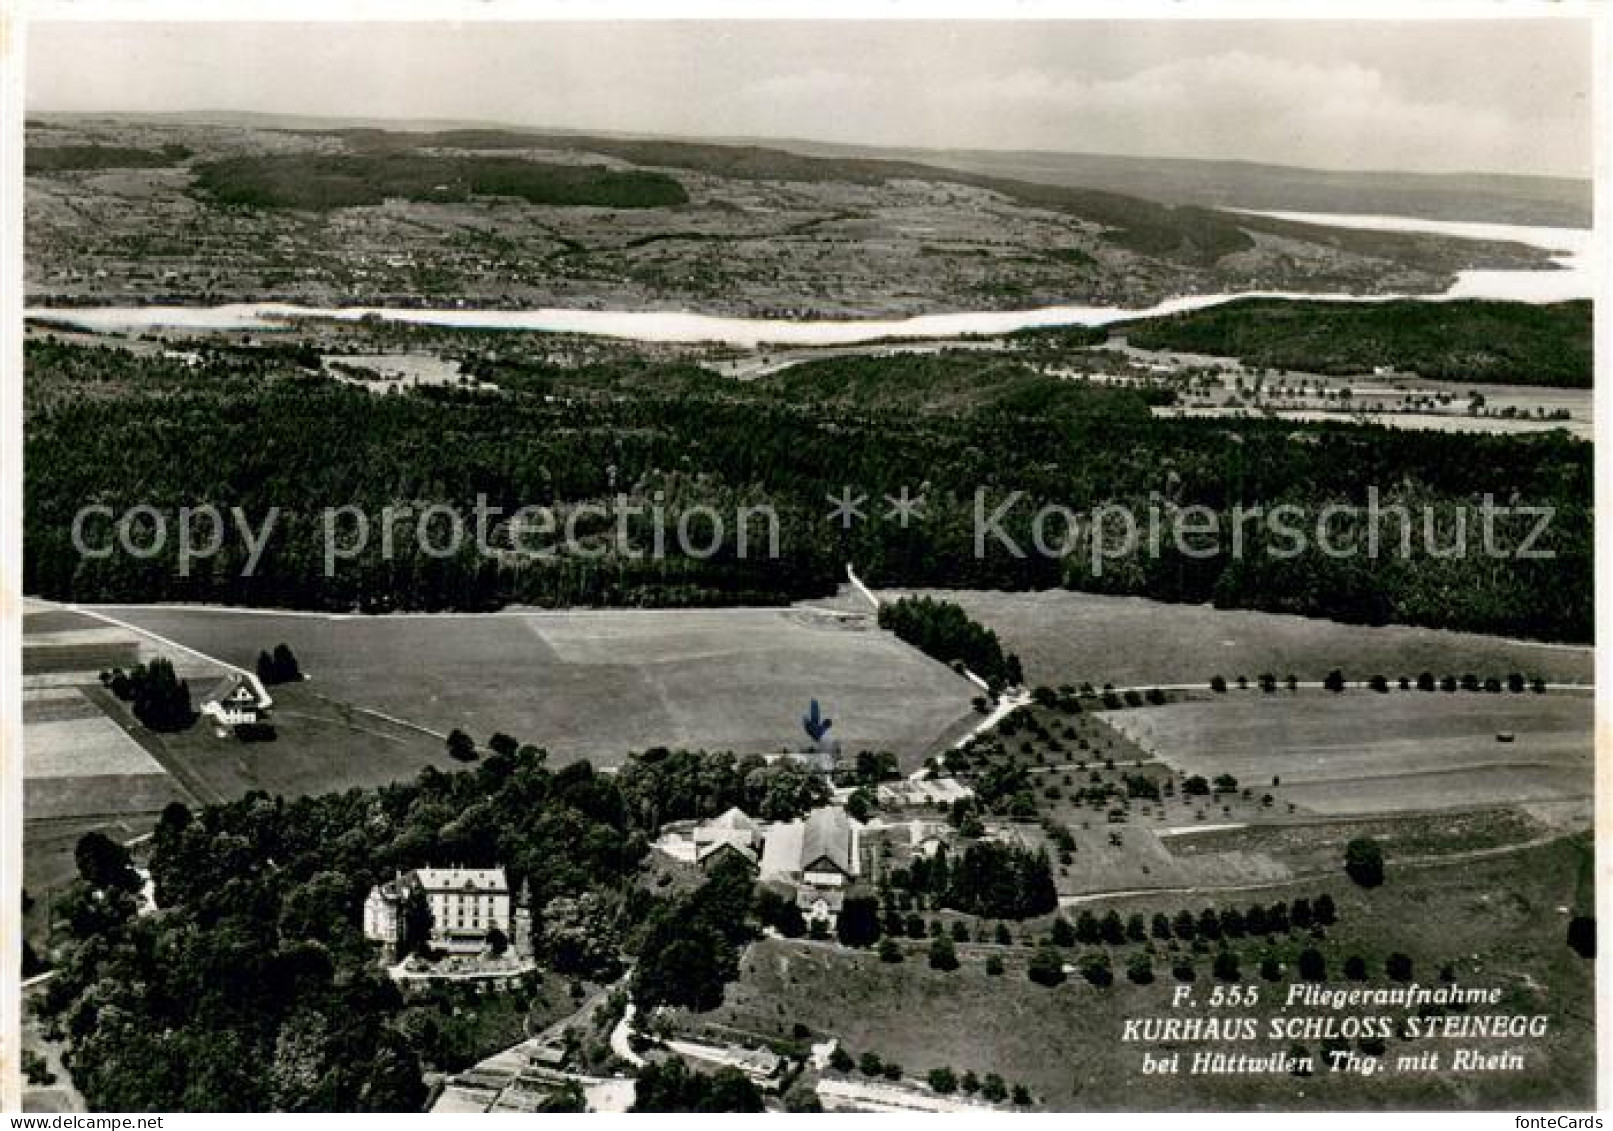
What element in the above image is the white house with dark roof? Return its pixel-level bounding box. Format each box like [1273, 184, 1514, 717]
[199, 672, 272, 727]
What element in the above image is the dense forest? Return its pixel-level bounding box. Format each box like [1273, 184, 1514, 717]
[24, 337, 1592, 640]
[192, 153, 688, 211]
[1123, 299, 1592, 387]
[26, 143, 190, 175]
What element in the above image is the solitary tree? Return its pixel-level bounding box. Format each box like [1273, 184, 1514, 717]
[271, 643, 301, 683]
[1344, 837, 1385, 888]
[1027, 944, 1066, 986]
[1078, 951, 1113, 987]
[1297, 947, 1327, 982]
[1567, 916, 1596, 959]
[837, 895, 882, 948]
[74, 831, 140, 893]
[446, 729, 477, 762]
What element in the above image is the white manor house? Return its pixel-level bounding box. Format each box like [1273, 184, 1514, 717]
[363, 866, 517, 955]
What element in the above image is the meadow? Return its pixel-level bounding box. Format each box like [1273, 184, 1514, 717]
[1102, 690, 1591, 815]
[696, 835, 1593, 1110]
[899, 589, 1594, 689]
[92, 604, 979, 766]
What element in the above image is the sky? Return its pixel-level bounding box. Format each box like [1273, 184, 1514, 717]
[26, 18, 1595, 177]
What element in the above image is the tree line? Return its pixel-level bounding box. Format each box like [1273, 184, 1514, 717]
[877, 595, 1024, 695]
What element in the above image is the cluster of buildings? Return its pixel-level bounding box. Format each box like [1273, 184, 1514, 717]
[362, 865, 530, 960]
[677, 804, 863, 928]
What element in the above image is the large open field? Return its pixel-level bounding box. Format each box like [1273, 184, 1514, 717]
[1102, 690, 1591, 816]
[695, 835, 1593, 1110]
[88, 604, 978, 765]
[895, 589, 1593, 689]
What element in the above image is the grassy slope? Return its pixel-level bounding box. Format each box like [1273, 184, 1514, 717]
[702, 835, 1593, 1110]
[1102, 691, 1592, 815]
[899, 589, 1594, 689]
[92, 606, 977, 766]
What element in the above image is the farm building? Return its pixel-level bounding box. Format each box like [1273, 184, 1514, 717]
[199, 673, 272, 728]
[877, 776, 973, 807]
[760, 806, 863, 928]
[693, 806, 762, 871]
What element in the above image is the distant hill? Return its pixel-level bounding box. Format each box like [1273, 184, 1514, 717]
[33, 110, 1588, 228]
[724, 139, 1592, 229]
[303, 126, 1562, 271]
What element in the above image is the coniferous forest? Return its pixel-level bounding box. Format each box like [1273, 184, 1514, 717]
[24, 337, 1592, 641]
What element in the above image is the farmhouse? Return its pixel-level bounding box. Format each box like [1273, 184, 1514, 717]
[364, 866, 517, 955]
[199, 673, 272, 728]
[692, 806, 762, 871]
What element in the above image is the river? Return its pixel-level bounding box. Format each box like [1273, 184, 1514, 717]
[24, 211, 1595, 348]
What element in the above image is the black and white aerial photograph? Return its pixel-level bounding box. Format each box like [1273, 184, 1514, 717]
[5, 4, 1605, 1117]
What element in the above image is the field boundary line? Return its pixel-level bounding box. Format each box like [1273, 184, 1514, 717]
[306, 691, 448, 742]
[78, 683, 223, 807]
[61, 602, 275, 707]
